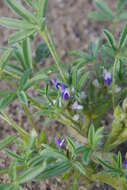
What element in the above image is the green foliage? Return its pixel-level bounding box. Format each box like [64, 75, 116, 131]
[89, 0, 127, 23]
[1, 0, 127, 189]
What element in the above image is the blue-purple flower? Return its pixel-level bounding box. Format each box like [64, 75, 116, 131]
[55, 136, 66, 149]
[61, 84, 71, 101]
[51, 79, 71, 101]
[103, 69, 112, 86]
[123, 159, 127, 169]
[51, 79, 61, 90]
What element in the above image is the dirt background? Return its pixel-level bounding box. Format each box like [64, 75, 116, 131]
[0, 0, 120, 189]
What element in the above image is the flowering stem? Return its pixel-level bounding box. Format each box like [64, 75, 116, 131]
[112, 55, 119, 109]
[41, 27, 67, 83]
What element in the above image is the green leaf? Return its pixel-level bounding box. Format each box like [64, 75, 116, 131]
[13, 44, 26, 70]
[119, 12, 127, 21]
[5, 64, 23, 76]
[24, 73, 47, 90]
[117, 151, 122, 169]
[78, 71, 89, 91]
[0, 93, 16, 110]
[38, 161, 71, 180]
[88, 124, 95, 147]
[94, 127, 104, 148]
[82, 147, 93, 165]
[23, 38, 33, 69]
[9, 29, 36, 44]
[73, 161, 86, 176]
[0, 184, 15, 190]
[9, 161, 17, 181]
[0, 135, 17, 151]
[6, 149, 24, 162]
[0, 17, 34, 29]
[18, 162, 46, 184]
[0, 48, 13, 69]
[41, 0, 48, 18]
[72, 66, 78, 89]
[103, 29, 116, 50]
[117, 0, 127, 15]
[95, 0, 113, 17]
[18, 91, 28, 105]
[6, 0, 37, 24]
[18, 69, 32, 91]
[119, 25, 127, 49]
[88, 11, 113, 22]
[66, 137, 76, 158]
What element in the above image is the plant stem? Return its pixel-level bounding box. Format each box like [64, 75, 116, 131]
[112, 20, 118, 35]
[41, 27, 67, 83]
[23, 104, 37, 133]
[0, 111, 30, 140]
[112, 55, 119, 109]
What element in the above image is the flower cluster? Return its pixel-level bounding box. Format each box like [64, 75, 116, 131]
[51, 79, 71, 101]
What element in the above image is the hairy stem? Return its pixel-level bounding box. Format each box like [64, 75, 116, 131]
[41, 27, 66, 83]
[23, 104, 37, 133]
[112, 55, 119, 109]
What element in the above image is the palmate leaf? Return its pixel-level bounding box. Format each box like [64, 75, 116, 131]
[6, 0, 37, 24]
[95, 0, 113, 17]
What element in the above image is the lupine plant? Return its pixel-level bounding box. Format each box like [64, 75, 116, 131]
[1, 0, 127, 189]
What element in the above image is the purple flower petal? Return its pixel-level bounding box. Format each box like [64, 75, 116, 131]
[61, 84, 70, 101]
[51, 79, 61, 90]
[123, 160, 127, 169]
[103, 70, 112, 86]
[55, 137, 66, 149]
